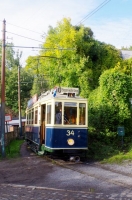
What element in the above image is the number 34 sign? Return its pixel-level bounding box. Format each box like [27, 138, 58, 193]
[66, 130, 74, 136]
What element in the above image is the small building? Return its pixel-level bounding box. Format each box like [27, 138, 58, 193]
[6, 118, 26, 134]
[120, 50, 132, 60]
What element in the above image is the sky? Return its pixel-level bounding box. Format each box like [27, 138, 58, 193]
[0, 0, 132, 66]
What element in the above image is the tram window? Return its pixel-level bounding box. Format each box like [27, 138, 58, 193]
[35, 107, 38, 124]
[29, 111, 31, 124]
[55, 102, 62, 124]
[64, 102, 77, 125]
[79, 103, 86, 125]
[27, 112, 29, 124]
[28, 113, 30, 124]
[47, 104, 51, 124]
[31, 108, 34, 124]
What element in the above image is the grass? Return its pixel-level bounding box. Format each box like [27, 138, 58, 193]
[0, 139, 24, 159]
[102, 150, 132, 164]
[87, 130, 132, 164]
[87, 144, 132, 164]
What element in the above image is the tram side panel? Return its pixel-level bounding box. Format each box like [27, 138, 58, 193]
[25, 126, 40, 145]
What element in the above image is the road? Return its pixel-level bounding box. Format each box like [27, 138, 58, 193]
[0, 142, 132, 199]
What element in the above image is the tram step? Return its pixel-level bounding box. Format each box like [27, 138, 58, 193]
[38, 151, 44, 156]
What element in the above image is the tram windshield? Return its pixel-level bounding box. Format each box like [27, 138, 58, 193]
[64, 102, 77, 125]
[54, 101, 86, 125]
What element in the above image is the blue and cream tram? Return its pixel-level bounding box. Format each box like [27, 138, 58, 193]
[25, 87, 88, 160]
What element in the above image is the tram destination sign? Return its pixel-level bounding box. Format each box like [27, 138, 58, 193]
[58, 87, 79, 95]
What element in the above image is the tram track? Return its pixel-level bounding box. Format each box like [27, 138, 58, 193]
[43, 155, 132, 189]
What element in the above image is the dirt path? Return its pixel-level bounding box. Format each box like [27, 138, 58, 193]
[20, 141, 32, 157]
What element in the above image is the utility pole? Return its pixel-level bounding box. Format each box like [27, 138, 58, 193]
[1, 19, 6, 157]
[18, 65, 22, 137]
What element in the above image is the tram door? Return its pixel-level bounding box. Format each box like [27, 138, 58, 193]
[40, 104, 46, 145]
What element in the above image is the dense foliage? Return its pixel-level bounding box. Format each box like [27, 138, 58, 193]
[25, 18, 121, 98]
[6, 67, 34, 115]
[88, 66, 132, 134]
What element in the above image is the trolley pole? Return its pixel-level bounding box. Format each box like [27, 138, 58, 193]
[18, 65, 22, 137]
[1, 19, 6, 157]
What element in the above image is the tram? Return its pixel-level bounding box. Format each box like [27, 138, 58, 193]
[25, 87, 88, 160]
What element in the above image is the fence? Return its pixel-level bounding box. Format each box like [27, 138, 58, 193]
[0, 126, 25, 155]
[5, 131, 19, 146]
[0, 126, 24, 149]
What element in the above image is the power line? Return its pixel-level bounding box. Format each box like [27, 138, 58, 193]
[6, 45, 42, 49]
[76, 0, 111, 25]
[6, 45, 75, 51]
[6, 22, 43, 35]
[6, 31, 43, 43]
[0, 19, 45, 36]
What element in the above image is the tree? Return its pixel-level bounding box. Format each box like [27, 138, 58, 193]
[25, 18, 122, 98]
[25, 18, 89, 93]
[6, 67, 34, 115]
[89, 67, 132, 134]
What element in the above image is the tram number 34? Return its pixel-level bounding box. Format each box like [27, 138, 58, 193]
[66, 130, 74, 136]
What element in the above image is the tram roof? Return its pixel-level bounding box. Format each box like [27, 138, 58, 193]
[38, 93, 86, 101]
[38, 87, 86, 101]
[27, 87, 87, 108]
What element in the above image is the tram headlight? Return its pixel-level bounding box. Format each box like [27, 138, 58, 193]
[67, 138, 74, 146]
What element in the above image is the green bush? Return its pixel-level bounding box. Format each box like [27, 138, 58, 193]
[87, 128, 131, 162]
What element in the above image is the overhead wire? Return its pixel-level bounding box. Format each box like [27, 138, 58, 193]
[0, 20, 46, 57]
[76, 0, 111, 25]
[6, 31, 43, 43]
[1, 1, 112, 50]
[0, 19, 45, 43]
[6, 22, 43, 35]
[3, 20, 74, 52]
[0, 0, 118, 66]
[6, 45, 42, 49]
[5, 45, 75, 53]
[1, 0, 128, 50]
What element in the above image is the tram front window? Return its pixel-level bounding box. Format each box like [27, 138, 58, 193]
[55, 102, 62, 124]
[64, 102, 77, 125]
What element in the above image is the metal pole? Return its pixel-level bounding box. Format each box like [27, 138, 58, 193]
[18, 65, 22, 137]
[1, 19, 6, 157]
